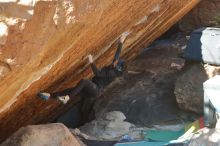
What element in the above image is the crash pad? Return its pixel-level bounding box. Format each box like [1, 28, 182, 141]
[143, 117, 204, 142]
[143, 129, 184, 142]
[114, 141, 168, 146]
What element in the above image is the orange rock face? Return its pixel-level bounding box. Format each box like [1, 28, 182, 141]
[0, 0, 199, 142]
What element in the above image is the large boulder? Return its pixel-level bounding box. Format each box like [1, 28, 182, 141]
[0, 123, 81, 146]
[179, 0, 220, 32]
[0, 0, 200, 142]
[174, 63, 220, 114]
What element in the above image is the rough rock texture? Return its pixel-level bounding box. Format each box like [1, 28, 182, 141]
[0, 123, 81, 146]
[0, 0, 51, 65]
[175, 63, 220, 114]
[80, 111, 135, 140]
[189, 128, 220, 146]
[179, 0, 220, 32]
[0, 0, 199, 142]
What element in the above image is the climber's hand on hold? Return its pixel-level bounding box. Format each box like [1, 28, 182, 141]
[87, 54, 93, 64]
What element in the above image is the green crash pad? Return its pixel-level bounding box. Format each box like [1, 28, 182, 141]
[143, 129, 184, 142]
[114, 141, 168, 146]
[143, 117, 204, 142]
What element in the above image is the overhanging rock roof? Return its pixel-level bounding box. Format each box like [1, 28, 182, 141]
[0, 0, 199, 142]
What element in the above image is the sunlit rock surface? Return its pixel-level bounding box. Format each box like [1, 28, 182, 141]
[0, 0, 199, 142]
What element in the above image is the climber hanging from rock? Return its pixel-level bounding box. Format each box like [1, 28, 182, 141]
[38, 32, 129, 105]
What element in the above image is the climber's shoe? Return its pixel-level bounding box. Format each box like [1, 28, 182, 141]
[57, 95, 70, 104]
[38, 92, 50, 101]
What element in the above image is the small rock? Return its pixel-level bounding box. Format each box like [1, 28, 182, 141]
[170, 62, 183, 70]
